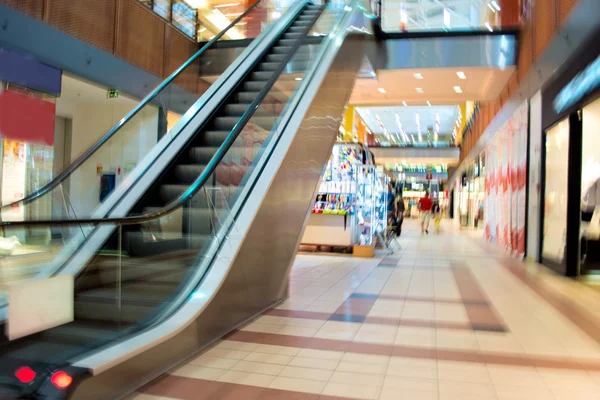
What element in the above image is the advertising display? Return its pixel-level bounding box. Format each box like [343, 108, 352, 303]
[484, 102, 528, 258]
[1, 140, 26, 222]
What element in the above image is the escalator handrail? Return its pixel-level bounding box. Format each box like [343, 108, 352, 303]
[0, 1, 323, 229]
[0, 0, 264, 212]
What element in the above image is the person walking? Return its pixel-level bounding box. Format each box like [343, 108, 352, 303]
[417, 192, 433, 234]
[395, 196, 405, 236]
[432, 201, 442, 234]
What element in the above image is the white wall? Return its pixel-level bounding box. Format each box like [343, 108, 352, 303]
[57, 101, 159, 217]
[527, 90, 542, 261]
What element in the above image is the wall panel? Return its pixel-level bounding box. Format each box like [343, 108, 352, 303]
[557, 0, 578, 26]
[46, 0, 117, 54]
[165, 26, 199, 94]
[117, 0, 165, 78]
[0, 0, 43, 20]
[532, 0, 557, 60]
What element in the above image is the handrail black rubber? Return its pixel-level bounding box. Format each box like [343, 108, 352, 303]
[0, 0, 263, 212]
[1, 2, 325, 228]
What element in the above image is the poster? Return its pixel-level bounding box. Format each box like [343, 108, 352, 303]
[1, 140, 26, 221]
[484, 103, 528, 258]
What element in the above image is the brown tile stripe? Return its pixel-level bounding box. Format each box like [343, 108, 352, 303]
[451, 264, 506, 331]
[376, 294, 486, 305]
[497, 256, 600, 346]
[139, 375, 359, 400]
[266, 309, 475, 331]
[224, 330, 600, 371]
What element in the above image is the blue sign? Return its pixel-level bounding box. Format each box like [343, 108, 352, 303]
[554, 55, 600, 114]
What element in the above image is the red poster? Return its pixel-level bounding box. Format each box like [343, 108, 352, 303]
[0, 89, 55, 146]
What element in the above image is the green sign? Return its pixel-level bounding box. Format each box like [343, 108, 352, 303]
[107, 88, 120, 99]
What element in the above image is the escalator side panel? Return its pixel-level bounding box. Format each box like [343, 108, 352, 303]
[66, 33, 368, 400]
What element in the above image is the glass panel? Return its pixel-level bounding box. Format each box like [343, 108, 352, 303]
[581, 100, 600, 272]
[542, 118, 570, 265]
[380, 0, 519, 33]
[172, 0, 197, 38]
[0, 3, 281, 296]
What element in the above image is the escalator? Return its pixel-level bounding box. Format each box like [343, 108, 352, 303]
[0, 1, 371, 398]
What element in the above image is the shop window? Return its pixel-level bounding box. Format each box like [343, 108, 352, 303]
[581, 99, 600, 272]
[542, 118, 570, 265]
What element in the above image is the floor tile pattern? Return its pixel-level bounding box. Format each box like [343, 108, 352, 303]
[129, 221, 600, 400]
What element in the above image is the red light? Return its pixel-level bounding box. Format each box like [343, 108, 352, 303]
[15, 366, 36, 383]
[50, 371, 73, 389]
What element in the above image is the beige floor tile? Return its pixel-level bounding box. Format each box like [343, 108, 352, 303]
[296, 348, 345, 361]
[330, 370, 385, 386]
[439, 380, 496, 397]
[188, 355, 240, 369]
[342, 352, 390, 365]
[383, 376, 438, 391]
[494, 384, 555, 400]
[243, 352, 294, 365]
[201, 348, 251, 360]
[241, 322, 285, 334]
[288, 356, 339, 370]
[170, 365, 226, 380]
[279, 366, 333, 382]
[388, 357, 438, 380]
[337, 360, 388, 375]
[276, 325, 318, 337]
[230, 360, 285, 376]
[215, 340, 260, 352]
[126, 395, 180, 400]
[254, 344, 301, 356]
[487, 365, 546, 388]
[322, 381, 381, 400]
[268, 376, 327, 394]
[216, 370, 275, 387]
[380, 387, 438, 400]
[437, 361, 492, 384]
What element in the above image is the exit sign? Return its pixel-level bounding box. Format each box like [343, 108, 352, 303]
[107, 88, 120, 99]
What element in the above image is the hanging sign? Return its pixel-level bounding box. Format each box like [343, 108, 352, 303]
[553, 55, 600, 113]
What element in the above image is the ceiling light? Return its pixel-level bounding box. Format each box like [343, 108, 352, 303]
[487, 3, 496, 12]
[378, 88, 387, 93]
[295, 77, 303, 81]
[456, 71, 466, 79]
[185, 0, 209, 8]
[485, 22, 493, 32]
[402, 101, 407, 107]
[427, 100, 432, 106]
[413, 73, 423, 80]
[416, 88, 424, 93]
[491, 1, 501, 11]
[453, 86, 463, 93]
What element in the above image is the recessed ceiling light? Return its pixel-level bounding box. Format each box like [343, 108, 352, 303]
[413, 73, 423, 79]
[416, 88, 424, 93]
[295, 77, 303, 81]
[485, 22, 493, 32]
[378, 88, 387, 93]
[402, 101, 407, 107]
[491, 1, 501, 11]
[456, 71, 466, 79]
[427, 100, 432, 106]
[453, 86, 463, 93]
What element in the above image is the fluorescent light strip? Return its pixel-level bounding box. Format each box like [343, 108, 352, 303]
[378, 88, 386, 93]
[453, 86, 463, 93]
[427, 100, 431, 106]
[413, 73, 423, 79]
[487, 3, 496, 12]
[492, 1, 501, 11]
[402, 101, 407, 107]
[456, 71, 466, 79]
[416, 88, 424, 93]
[485, 22, 493, 32]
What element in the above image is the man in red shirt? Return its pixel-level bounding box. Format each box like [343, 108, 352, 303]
[417, 192, 433, 234]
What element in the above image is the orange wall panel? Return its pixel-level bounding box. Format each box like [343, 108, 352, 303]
[0, 0, 44, 20]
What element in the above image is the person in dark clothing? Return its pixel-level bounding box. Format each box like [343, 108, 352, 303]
[396, 196, 405, 236]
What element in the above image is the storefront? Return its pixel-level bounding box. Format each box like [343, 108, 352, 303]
[300, 143, 386, 256]
[540, 32, 600, 276]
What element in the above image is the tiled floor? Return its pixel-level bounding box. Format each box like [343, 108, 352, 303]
[130, 220, 600, 400]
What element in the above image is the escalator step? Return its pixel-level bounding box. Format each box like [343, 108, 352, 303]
[283, 32, 303, 40]
[189, 146, 248, 164]
[174, 164, 208, 184]
[224, 103, 273, 116]
[251, 71, 275, 81]
[214, 116, 275, 131]
[243, 80, 267, 91]
[289, 26, 307, 33]
[259, 62, 281, 71]
[235, 91, 259, 103]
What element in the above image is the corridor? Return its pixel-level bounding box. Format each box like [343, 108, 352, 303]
[130, 221, 600, 400]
